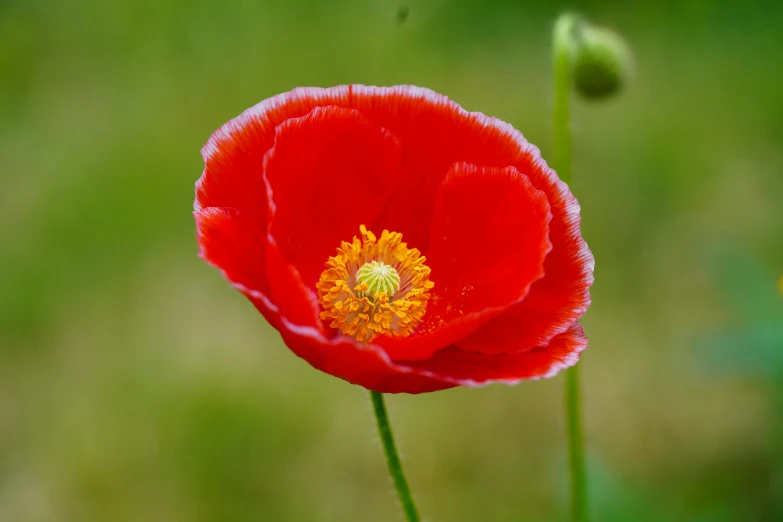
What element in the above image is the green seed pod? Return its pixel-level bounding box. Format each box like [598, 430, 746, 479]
[572, 23, 632, 100]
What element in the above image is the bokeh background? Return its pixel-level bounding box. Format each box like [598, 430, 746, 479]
[2, 0, 782, 520]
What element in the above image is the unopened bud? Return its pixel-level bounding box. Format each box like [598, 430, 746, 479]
[572, 23, 632, 100]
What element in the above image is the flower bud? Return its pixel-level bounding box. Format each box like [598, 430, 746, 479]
[572, 23, 632, 100]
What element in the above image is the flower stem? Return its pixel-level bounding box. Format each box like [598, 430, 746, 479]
[564, 365, 587, 522]
[370, 391, 421, 522]
[553, 13, 588, 522]
[553, 13, 576, 186]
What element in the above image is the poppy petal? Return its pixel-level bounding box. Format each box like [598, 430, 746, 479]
[455, 183, 593, 354]
[263, 105, 403, 289]
[277, 323, 455, 394]
[399, 323, 588, 386]
[375, 162, 552, 361]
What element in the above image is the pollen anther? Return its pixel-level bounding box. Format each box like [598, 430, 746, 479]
[316, 225, 434, 343]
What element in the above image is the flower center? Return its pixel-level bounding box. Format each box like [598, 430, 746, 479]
[316, 225, 434, 343]
[356, 261, 400, 298]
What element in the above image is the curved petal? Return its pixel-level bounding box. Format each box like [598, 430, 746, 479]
[455, 186, 593, 354]
[399, 323, 588, 386]
[196, 87, 357, 212]
[263, 105, 402, 288]
[375, 163, 552, 361]
[277, 322, 455, 394]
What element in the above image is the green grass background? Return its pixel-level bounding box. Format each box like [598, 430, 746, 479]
[2, 0, 782, 520]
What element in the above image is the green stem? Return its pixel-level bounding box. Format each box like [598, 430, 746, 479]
[553, 13, 588, 522]
[553, 13, 576, 185]
[370, 391, 421, 522]
[564, 365, 587, 522]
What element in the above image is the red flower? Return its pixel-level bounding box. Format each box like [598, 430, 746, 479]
[195, 85, 593, 394]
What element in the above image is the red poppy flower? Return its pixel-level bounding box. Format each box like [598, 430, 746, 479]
[195, 85, 593, 394]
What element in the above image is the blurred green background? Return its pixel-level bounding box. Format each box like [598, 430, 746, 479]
[2, 0, 782, 520]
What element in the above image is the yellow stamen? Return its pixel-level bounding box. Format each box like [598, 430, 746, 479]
[316, 225, 434, 343]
